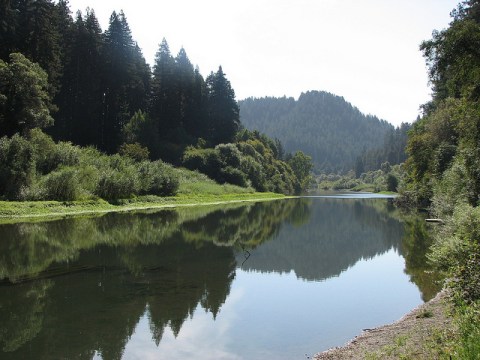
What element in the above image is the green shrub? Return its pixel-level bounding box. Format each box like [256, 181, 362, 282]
[221, 166, 248, 187]
[386, 173, 399, 192]
[216, 143, 242, 168]
[430, 204, 480, 303]
[0, 134, 35, 199]
[455, 302, 480, 359]
[138, 161, 179, 196]
[95, 167, 139, 200]
[182, 147, 208, 171]
[240, 156, 267, 191]
[40, 167, 80, 201]
[119, 142, 150, 162]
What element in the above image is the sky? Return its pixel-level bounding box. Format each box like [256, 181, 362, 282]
[67, 0, 456, 126]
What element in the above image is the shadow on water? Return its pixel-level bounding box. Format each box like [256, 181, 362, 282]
[0, 197, 440, 359]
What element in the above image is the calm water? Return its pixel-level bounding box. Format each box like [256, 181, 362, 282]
[0, 195, 440, 359]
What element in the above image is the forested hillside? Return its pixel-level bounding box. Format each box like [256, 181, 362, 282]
[239, 91, 402, 173]
[0, 0, 312, 199]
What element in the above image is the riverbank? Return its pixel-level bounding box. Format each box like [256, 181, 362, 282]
[314, 290, 454, 359]
[0, 192, 285, 223]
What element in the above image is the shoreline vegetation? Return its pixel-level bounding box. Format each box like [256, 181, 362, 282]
[0, 192, 285, 224]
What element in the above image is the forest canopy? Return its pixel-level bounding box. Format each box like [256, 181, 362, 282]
[239, 91, 409, 174]
[0, 0, 312, 198]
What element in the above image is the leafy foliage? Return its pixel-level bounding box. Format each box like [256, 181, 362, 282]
[0, 131, 179, 202]
[400, 2, 480, 356]
[0, 2, 302, 196]
[0, 53, 54, 136]
[182, 129, 309, 194]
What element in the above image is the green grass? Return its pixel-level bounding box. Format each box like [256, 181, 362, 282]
[0, 166, 286, 223]
[352, 183, 377, 192]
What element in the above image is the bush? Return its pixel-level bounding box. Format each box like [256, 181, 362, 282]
[182, 147, 208, 171]
[119, 142, 150, 162]
[29, 130, 80, 174]
[138, 161, 179, 196]
[95, 167, 139, 200]
[40, 167, 80, 201]
[221, 166, 248, 187]
[216, 143, 242, 168]
[430, 204, 480, 303]
[386, 173, 399, 192]
[0, 134, 35, 199]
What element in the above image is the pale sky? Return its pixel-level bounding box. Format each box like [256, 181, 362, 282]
[67, 0, 456, 126]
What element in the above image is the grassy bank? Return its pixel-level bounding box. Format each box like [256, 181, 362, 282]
[0, 191, 285, 223]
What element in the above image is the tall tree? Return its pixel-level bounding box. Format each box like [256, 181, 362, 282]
[205, 66, 240, 145]
[0, 0, 17, 60]
[175, 47, 196, 138]
[53, 9, 104, 146]
[101, 10, 149, 152]
[14, 0, 64, 95]
[150, 38, 178, 139]
[0, 53, 54, 136]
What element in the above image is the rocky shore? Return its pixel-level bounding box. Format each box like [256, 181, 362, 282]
[314, 290, 452, 359]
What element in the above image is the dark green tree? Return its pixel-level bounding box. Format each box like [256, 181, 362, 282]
[0, 53, 54, 136]
[101, 10, 150, 153]
[288, 151, 313, 191]
[205, 66, 240, 145]
[53, 9, 104, 146]
[0, 0, 18, 60]
[150, 38, 178, 139]
[13, 0, 65, 95]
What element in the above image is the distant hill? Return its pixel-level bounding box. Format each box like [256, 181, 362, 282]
[239, 91, 394, 173]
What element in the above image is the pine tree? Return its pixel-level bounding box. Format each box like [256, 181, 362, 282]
[53, 9, 104, 146]
[150, 38, 178, 140]
[205, 66, 240, 145]
[101, 10, 149, 152]
[0, 0, 17, 60]
[14, 0, 64, 95]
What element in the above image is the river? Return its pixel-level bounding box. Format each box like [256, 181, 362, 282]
[0, 194, 440, 359]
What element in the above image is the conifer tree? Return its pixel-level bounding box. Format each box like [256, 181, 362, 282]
[53, 9, 104, 145]
[205, 67, 240, 145]
[102, 10, 149, 152]
[151, 38, 178, 139]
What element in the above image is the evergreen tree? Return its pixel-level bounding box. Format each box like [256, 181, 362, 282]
[205, 66, 240, 145]
[53, 9, 104, 146]
[189, 66, 208, 139]
[102, 10, 149, 152]
[14, 0, 64, 95]
[0, 0, 17, 60]
[150, 38, 178, 140]
[175, 47, 196, 140]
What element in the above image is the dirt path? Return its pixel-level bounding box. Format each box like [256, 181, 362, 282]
[314, 290, 453, 359]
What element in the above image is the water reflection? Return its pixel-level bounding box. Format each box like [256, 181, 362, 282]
[238, 198, 404, 281]
[0, 198, 440, 359]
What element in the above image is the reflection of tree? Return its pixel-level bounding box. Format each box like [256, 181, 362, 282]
[399, 217, 443, 301]
[0, 199, 305, 358]
[180, 199, 311, 249]
[0, 198, 437, 359]
[0, 280, 52, 352]
[239, 199, 405, 281]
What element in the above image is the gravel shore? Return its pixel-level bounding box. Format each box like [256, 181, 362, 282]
[314, 290, 452, 359]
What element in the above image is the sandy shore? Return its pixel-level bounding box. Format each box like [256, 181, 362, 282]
[314, 290, 452, 359]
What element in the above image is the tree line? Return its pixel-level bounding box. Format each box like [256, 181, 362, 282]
[0, 2, 238, 156]
[0, 0, 312, 198]
[239, 91, 405, 174]
[399, 1, 480, 355]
